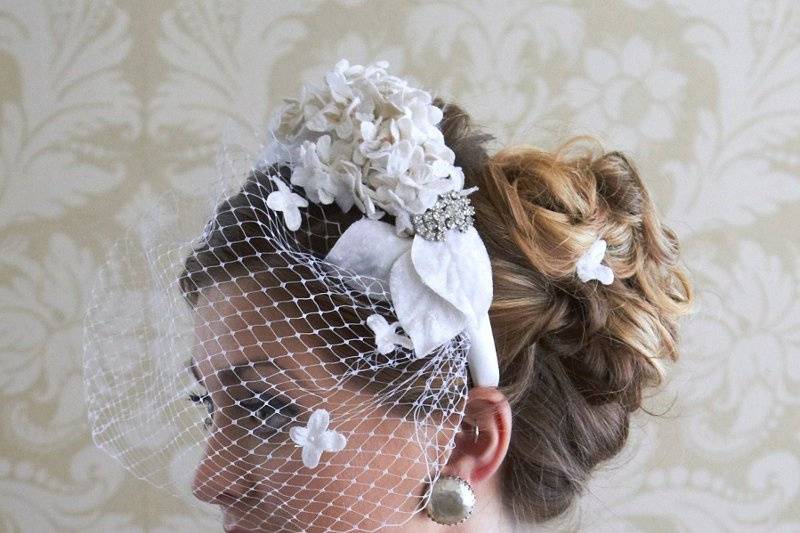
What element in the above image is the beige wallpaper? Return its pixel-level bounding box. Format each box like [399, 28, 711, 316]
[1, 0, 799, 531]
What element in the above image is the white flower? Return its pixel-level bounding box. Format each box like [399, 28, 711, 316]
[289, 409, 347, 469]
[260, 59, 464, 233]
[265, 178, 308, 231]
[576, 238, 614, 285]
[366, 313, 414, 354]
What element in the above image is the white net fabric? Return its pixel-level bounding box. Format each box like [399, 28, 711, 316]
[82, 86, 472, 532]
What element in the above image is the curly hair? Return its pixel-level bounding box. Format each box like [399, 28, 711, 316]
[440, 103, 694, 521]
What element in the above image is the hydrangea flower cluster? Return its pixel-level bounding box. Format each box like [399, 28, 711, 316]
[262, 59, 466, 235]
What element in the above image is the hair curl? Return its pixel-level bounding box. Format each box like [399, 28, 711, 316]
[438, 101, 694, 522]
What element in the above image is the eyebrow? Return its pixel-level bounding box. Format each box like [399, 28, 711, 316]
[188, 357, 297, 387]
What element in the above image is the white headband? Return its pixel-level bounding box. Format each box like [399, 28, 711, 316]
[259, 59, 499, 387]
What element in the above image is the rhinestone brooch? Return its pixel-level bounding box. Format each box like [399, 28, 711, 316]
[411, 190, 475, 241]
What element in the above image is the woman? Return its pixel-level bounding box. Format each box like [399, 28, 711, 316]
[85, 59, 693, 532]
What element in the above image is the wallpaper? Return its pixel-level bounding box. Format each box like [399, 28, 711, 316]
[1, 0, 799, 531]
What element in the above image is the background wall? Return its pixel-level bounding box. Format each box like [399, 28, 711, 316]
[1, 1, 799, 531]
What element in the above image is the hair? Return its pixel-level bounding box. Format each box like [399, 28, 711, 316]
[178, 98, 694, 524]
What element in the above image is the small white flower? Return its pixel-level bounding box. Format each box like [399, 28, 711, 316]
[576, 238, 614, 285]
[290, 136, 361, 211]
[289, 409, 347, 469]
[366, 313, 414, 354]
[290, 137, 334, 204]
[265, 178, 309, 231]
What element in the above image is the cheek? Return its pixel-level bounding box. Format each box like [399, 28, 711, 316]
[244, 416, 431, 532]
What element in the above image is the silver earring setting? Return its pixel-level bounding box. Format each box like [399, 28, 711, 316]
[425, 474, 476, 525]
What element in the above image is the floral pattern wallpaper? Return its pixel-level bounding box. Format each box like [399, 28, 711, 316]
[1, 0, 799, 531]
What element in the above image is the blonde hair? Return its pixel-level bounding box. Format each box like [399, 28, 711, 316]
[441, 107, 694, 521]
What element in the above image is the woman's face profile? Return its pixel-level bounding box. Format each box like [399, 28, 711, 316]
[188, 278, 448, 532]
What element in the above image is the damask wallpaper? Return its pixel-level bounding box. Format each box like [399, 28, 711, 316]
[1, 0, 799, 531]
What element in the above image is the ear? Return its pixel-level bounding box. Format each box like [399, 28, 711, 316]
[443, 386, 511, 485]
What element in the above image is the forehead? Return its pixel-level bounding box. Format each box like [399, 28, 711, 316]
[190, 276, 340, 380]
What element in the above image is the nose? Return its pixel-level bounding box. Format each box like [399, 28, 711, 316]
[191, 432, 255, 507]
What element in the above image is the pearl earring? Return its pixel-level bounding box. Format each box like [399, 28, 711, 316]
[425, 474, 476, 525]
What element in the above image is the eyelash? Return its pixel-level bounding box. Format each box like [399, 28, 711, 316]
[239, 392, 297, 435]
[188, 391, 214, 428]
[187, 390, 297, 435]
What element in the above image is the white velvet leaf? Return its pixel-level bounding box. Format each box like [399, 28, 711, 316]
[410, 227, 493, 326]
[389, 252, 466, 358]
[324, 218, 412, 298]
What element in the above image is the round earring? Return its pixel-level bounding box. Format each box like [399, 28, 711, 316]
[425, 474, 476, 526]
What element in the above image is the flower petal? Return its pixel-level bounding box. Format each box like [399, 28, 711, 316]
[376, 339, 394, 354]
[320, 430, 347, 453]
[266, 190, 288, 211]
[301, 444, 323, 469]
[387, 140, 413, 177]
[368, 316, 396, 354]
[587, 238, 607, 264]
[307, 408, 330, 434]
[388, 334, 414, 352]
[576, 264, 593, 282]
[429, 159, 453, 178]
[316, 135, 332, 161]
[594, 264, 615, 285]
[360, 120, 376, 141]
[290, 193, 310, 208]
[366, 313, 390, 335]
[289, 426, 308, 446]
[281, 206, 302, 231]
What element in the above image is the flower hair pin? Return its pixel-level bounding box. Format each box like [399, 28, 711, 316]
[259, 59, 499, 387]
[265, 176, 309, 231]
[289, 409, 347, 469]
[576, 238, 614, 285]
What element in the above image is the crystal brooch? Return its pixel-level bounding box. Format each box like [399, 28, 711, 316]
[411, 190, 475, 241]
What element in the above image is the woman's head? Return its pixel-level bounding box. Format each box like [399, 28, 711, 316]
[177, 98, 693, 531]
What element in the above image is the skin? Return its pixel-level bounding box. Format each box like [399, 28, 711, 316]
[189, 278, 515, 533]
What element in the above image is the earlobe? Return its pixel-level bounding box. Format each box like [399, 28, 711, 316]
[444, 386, 512, 485]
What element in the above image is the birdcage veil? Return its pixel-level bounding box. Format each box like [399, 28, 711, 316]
[82, 59, 498, 532]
